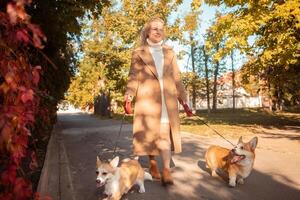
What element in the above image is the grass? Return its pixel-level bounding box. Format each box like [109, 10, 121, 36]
[180, 108, 300, 138]
[99, 108, 300, 139]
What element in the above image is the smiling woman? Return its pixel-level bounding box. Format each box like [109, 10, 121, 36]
[124, 17, 193, 186]
[139, 17, 166, 45]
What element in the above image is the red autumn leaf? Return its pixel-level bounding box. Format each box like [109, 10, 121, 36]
[6, 3, 17, 24]
[32, 34, 43, 49]
[11, 135, 28, 164]
[0, 193, 13, 200]
[6, 105, 25, 120]
[21, 126, 32, 136]
[28, 24, 46, 49]
[13, 177, 33, 200]
[0, 82, 10, 94]
[15, 4, 28, 21]
[5, 72, 18, 90]
[28, 24, 45, 38]
[16, 28, 30, 44]
[1, 165, 17, 185]
[11, 150, 26, 165]
[5, 72, 14, 84]
[32, 66, 41, 85]
[12, 147, 26, 165]
[18, 86, 26, 91]
[25, 112, 34, 123]
[2, 1, 46, 198]
[13, 134, 28, 148]
[24, 115, 34, 124]
[7, 3, 29, 23]
[20, 89, 34, 103]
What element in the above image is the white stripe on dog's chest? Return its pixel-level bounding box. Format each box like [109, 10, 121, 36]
[238, 159, 254, 178]
[104, 170, 121, 195]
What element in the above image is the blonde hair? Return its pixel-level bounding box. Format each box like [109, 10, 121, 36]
[139, 17, 165, 46]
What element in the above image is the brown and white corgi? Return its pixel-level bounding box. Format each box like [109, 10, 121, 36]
[205, 136, 258, 187]
[96, 156, 152, 200]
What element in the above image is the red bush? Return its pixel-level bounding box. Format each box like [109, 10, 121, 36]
[0, 1, 48, 199]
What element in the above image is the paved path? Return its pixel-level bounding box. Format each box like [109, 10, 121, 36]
[38, 112, 300, 200]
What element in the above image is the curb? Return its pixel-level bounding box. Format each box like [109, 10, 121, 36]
[37, 123, 60, 199]
[37, 122, 77, 200]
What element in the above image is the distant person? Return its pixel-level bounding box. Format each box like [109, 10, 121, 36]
[124, 17, 192, 186]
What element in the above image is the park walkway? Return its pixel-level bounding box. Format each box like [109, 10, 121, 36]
[38, 112, 300, 200]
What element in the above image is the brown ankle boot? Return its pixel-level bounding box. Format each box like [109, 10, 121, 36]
[162, 168, 174, 186]
[149, 157, 161, 180]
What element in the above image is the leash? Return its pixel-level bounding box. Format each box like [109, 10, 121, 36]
[112, 113, 126, 157]
[112, 112, 236, 158]
[188, 115, 236, 147]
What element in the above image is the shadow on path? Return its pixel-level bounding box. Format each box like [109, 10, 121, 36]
[57, 113, 300, 200]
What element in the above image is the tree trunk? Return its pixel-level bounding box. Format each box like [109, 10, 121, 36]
[268, 82, 273, 111]
[212, 44, 219, 111]
[212, 60, 219, 111]
[203, 46, 210, 113]
[190, 35, 196, 111]
[278, 87, 283, 111]
[231, 50, 235, 111]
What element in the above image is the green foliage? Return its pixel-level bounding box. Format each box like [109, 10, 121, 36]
[181, 72, 206, 98]
[183, 12, 200, 34]
[66, 57, 105, 108]
[66, 0, 186, 110]
[0, 0, 109, 197]
[28, 0, 109, 104]
[205, 0, 300, 106]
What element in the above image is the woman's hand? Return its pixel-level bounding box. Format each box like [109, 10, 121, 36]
[182, 103, 193, 117]
[124, 94, 133, 114]
[178, 99, 193, 117]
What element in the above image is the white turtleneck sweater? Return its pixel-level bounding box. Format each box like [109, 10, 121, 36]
[147, 39, 169, 123]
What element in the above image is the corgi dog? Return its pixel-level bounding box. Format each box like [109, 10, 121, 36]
[205, 136, 258, 187]
[96, 156, 152, 200]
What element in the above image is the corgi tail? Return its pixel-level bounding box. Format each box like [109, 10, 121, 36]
[133, 156, 139, 160]
[122, 156, 139, 163]
[144, 172, 153, 181]
[122, 158, 130, 162]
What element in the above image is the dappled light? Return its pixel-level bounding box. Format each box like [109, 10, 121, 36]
[1, 0, 299, 199]
[180, 109, 300, 140]
[181, 109, 300, 126]
[49, 113, 300, 200]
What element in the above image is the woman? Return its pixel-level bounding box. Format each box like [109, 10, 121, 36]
[124, 17, 192, 185]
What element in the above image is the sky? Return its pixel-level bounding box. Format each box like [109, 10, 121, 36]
[167, 0, 246, 73]
[167, 0, 216, 71]
[74, 0, 248, 74]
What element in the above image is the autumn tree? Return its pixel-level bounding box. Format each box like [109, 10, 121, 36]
[230, 49, 236, 110]
[0, 0, 109, 199]
[206, 25, 227, 111]
[194, 44, 213, 113]
[67, 0, 187, 111]
[204, 0, 300, 110]
[181, 0, 202, 110]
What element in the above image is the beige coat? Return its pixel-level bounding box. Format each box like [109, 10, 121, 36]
[126, 45, 187, 156]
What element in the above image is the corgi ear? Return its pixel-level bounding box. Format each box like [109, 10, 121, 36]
[249, 137, 258, 150]
[110, 156, 119, 168]
[96, 156, 102, 166]
[238, 136, 243, 143]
